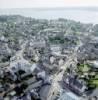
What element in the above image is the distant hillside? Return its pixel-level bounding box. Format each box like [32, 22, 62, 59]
[0, 7, 98, 24]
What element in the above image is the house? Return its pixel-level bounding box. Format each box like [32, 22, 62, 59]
[30, 89, 39, 99]
[43, 76, 52, 85]
[39, 85, 51, 100]
[0, 36, 8, 43]
[7, 91, 16, 97]
[49, 56, 56, 64]
[24, 80, 43, 92]
[77, 40, 98, 61]
[29, 39, 46, 48]
[20, 72, 33, 79]
[10, 61, 37, 73]
[17, 93, 32, 100]
[63, 75, 87, 96]
[37, 71, 46, 80]
[50, 45, 62, 55]
[0, 69, 4, 78]
[24, 77, 37, 85]
[58, 59, 64, 66]
[90, 88, 98, 97]
[58, 91, 81, 100]
[87, 60, 98, 69]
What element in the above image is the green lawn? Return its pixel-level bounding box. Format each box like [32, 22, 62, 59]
[89, 79, 98, 87]
[78, 64, 90, 72]
[95, 75, 98, 79]
[77, 63, 98, 87]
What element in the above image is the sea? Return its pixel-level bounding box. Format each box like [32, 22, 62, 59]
[0, 7, 98, 24]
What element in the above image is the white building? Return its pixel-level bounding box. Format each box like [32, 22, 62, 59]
[10, 60, 37, 73]
[50, 45, 62, 55]
[87, 60, 98, 68]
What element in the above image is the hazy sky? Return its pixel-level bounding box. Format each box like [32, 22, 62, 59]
[0, 0, 98, 8]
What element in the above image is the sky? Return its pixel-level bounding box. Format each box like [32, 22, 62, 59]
[0, 0, 98, 8]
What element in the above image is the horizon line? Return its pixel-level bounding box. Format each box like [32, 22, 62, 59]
[0, 6, 98, 9]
